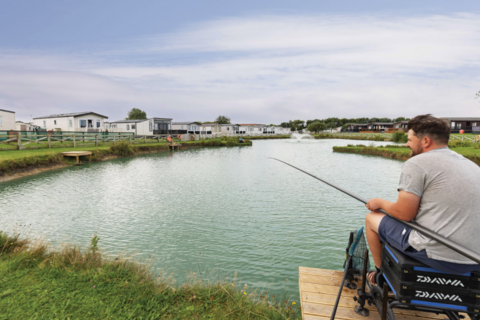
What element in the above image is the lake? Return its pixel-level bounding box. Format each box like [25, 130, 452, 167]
[0, 138, 404, 301]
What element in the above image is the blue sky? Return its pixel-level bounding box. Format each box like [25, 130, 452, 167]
[1, 1, 480, 123]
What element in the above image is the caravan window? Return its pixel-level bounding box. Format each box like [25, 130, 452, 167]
[149, 121, 153, 132]
[0, 116, 2, 126]
[54, 120, 57, 125]
[69, 119, 73, 128]
[96, 120, 101, 128]
[79, 120, 87, 128]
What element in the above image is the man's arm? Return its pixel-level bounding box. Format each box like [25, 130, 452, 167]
[366, 191, 420, 221]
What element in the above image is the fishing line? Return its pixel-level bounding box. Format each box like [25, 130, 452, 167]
[269, 157, 480, 265]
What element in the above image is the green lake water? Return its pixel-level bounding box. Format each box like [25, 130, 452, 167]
[0, 139, 404, 301]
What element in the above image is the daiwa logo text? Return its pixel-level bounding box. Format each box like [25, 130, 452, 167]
[415, 290, 463, 302]
[416, 275, 464, 287]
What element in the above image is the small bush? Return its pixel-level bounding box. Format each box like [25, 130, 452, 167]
[391, 132, 408, 143]
[110, 140, 134, 156]
[374, 135, 384, 141]
[448, 140, 474, 148]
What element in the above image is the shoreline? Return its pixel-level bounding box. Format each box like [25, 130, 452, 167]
[0, 136, 292, 183]
[0, 139, 253, 183]
[0, 231, 300, 319]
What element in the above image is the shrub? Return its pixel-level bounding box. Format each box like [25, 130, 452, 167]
[374, 135, 385, 141]
[448, 140, 474, 148]
[391, 132, 408, 143]
[110, 140, 134, 156]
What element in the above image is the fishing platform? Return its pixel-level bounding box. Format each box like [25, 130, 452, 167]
[62, 151, 92, 164]
[298, 266, 467, 320]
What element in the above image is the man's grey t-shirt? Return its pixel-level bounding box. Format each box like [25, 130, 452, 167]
[399, 147, 480, 264]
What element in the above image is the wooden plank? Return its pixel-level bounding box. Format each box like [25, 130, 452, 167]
[303, 304, 444, 320]
[301, 282, 358, 297]
[302, 293, 447, 319]
[299, 274, 357, 287]
[299, 267, 454, 320]
[300, 267, 345, 277]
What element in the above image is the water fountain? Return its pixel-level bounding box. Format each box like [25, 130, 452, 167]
[290, 133, 314, 141]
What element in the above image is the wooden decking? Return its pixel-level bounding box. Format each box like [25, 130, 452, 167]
[62, 151, 92, 164]
[299, 267, 448, 320]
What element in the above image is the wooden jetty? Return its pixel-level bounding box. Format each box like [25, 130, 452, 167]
[299, 267, 450, 320]
[169, 143, 180, 150]
[62, 151, 92, 164]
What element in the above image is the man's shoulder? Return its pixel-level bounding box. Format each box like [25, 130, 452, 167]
[407, 148, 458, 164]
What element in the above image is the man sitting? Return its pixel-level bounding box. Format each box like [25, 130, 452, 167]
[166, 135, 173, 144]
[365, 114, 480, 283]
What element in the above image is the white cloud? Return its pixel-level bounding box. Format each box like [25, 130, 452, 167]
[1, 13, 480, 123]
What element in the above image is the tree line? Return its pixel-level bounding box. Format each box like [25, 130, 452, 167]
[280, 117, 410, 132]
[125, 108, 410, 132]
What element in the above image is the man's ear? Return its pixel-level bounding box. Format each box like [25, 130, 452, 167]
[423, 136, 433, 148]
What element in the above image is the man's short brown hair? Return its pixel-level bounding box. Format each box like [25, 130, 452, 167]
[407, 114, 450, 145]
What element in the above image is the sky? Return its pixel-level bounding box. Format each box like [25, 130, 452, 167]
[1, 1, 480, 123]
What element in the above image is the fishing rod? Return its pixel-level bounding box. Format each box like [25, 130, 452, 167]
[269, 157, 480, 265]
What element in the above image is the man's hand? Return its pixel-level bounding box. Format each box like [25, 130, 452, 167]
[366, 198, 383, 212]
[366, 191, 420, 221]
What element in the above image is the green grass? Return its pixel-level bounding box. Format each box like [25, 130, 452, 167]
[0, 232, 300, 319]
[0, 138, 248, 161]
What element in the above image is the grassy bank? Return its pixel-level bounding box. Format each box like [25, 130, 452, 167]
[332, 143, 480, 166]
[0, 232, 300, 319]
[316, 133, 388, 141]
[0, 138, 251, 179]
[245, 135, 291, 140]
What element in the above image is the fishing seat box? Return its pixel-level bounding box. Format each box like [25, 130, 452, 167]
[381, 243, 480, 313]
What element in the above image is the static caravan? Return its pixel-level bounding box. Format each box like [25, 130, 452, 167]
[15, 121, 36, 131]
[199, 123, 218, 134]
[238, 124, 264, 135]
[442, 117, 480, 134]
[0, 109, 16, 131]
[33, 112, 108, 132]
[220, 124, 239, 134]
[108, 118, 172, 135]
[171, 122, 201, 134]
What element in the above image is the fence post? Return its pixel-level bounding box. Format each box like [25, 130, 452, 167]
[129, 135, 132, 144]
[113, 135, 116, 145]
[73, 134, 76, 148]
[462, 135, 464, 142]
[95, 135, 98, 146]
[48, 134, 51, 148]
[17, 134, 22, 150]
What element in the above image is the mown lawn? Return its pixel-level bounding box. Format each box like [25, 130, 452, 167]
[0, 139, 224, 161]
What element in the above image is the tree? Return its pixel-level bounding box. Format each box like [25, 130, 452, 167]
[126, 108, 147, 120]
[215, 115, 231, 124]
[307, 121, 327, 133]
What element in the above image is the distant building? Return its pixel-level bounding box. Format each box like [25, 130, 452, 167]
[171, 122, 202, 134]
[263, 125, 276, 134]
[238, 124, 265, 135]
[0, 109, 16, 131]
[33, 112, 108, 132]
[274, 127, 291, 135]
[199, 123, 219, 134]
[441, 117, 480, 134]
[15, 121, 36, 131]
[107, 118, 172, 135]
[220, 124, 240, 134]
[344, 123, 369, 132]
